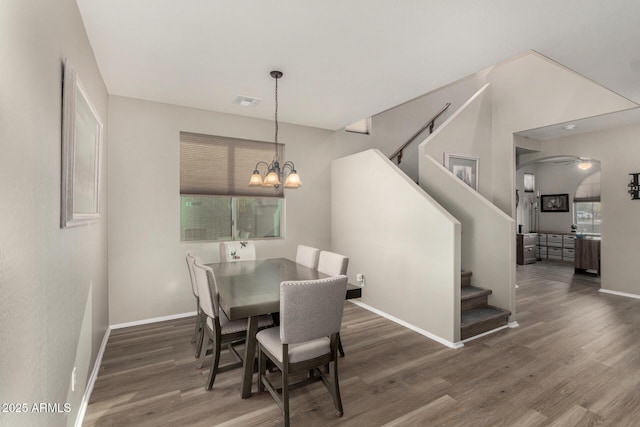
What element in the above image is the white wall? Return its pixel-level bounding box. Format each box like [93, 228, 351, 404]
[520, 122, 640, 296]
[0, 1, 109, 426]
[421, 84, 494, 198]
[108, 96, 335, 324]
[407, 51, 635, 327]
[328, 52, 633, 345]
[331, 150, 461, 344]
[488, 51, 636, 216]
[332, 69, 490, 181]
[371, 72, 490, 181]
[419, 85, 516, 320]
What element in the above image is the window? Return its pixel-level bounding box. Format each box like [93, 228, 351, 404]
[573, 171, 600, 234]
[180, 196, 281, 241]
[574, 201, 601, 234]
[345, 117, 371, 135]
[180, 132, 284, 242]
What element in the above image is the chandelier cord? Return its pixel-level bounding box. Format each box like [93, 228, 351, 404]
[274, 75, 279, 158]
[248, 70, 300, 189]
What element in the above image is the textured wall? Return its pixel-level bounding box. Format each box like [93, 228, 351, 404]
[332, 150, 461, 344]
[0, 1, 109, 426]
[107, 96, 334, 325]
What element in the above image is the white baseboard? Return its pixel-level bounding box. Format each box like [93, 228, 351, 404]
[349, 300, 464, 349]
[599, 288, 640, 300]
[110, 311, 197, 330]
[74, 327, 110, 427]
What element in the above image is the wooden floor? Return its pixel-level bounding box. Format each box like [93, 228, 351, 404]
[84, 262, 640, 426]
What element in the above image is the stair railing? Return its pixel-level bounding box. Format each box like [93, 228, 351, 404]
[389, 102, 451, 165]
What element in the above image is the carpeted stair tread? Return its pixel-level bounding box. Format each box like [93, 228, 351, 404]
[461, 305, 511, 328]
[461, 286, 492, 300]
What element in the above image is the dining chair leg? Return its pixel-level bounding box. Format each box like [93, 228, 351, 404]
[206, 326, 222, 390]
[191, 301, 201, 344]
[191, 317, 199, 344]
[257, 345, 266, 392]
[338, 336, 345, 357]
[282, 350, 290, 427]
[196, 332, 209, 369]
[194, 313, 206, 358]
[331, 358, 344, 416]
[194, 327, 204, 358]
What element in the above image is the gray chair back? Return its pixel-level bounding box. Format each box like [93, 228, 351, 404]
[317, 251, 349, 276]
[185, 252, 200, 297]
[295, 245, 320, 269]
[192, 259, 220, 319]
[280, 275, 348, 344]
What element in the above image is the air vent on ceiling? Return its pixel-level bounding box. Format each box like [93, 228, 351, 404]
[232, 95, 262, 107]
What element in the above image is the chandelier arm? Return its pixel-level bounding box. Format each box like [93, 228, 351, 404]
[253, 161, 271, 173]
[281, 161, 296, 173]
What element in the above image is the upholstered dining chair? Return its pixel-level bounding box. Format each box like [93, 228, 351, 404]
[317, 250, 349, 276]
[257, 275, 348, 427]
[219, 241, 256, 262]
[192, 259, 273, 390]
[317, 250, 349, 357]
[185, 252, 205, 357]
[295, 244, 320, 269]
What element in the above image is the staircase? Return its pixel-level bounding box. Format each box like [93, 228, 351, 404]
[460, 271, 511, 340]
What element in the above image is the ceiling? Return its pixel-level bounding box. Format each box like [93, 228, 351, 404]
[76, 0, 640, 131]
[517, 108, 640, 141]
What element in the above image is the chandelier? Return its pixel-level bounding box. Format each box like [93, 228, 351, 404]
[248, 71, 301, 189]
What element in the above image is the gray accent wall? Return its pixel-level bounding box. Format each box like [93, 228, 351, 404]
[107, 96, 335, 325]
[0, 1, 109, 425]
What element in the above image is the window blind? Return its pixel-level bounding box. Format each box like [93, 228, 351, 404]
[180, 131, 284, 198]
[574, 171, 600, 202]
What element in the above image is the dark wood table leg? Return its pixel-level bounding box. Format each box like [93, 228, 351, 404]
[241, 316, 259, 399]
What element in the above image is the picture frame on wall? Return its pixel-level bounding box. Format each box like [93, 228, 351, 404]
[61, 59, 103, 228]
[540, 194, 569, 212]
[524, 173, 535, 192]
[444, 152, 478, 191]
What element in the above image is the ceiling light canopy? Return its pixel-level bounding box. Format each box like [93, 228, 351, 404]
[577, 161, 592, 170]
[249, 71, 301, 190]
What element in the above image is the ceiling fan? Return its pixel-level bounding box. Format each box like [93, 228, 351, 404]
[536, 156, 595, 170]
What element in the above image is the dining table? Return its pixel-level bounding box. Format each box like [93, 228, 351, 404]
[207, 257, 362, 398]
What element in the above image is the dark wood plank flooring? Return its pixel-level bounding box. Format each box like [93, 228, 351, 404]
[84, 261, 640, 426]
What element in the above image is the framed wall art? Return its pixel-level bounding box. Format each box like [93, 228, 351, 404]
[540, 194, 569, 212]
[444, 152, 478, 191]
[61, 59, 103, 228]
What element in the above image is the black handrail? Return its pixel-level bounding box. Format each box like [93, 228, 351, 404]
[389, 103, 451, 165]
